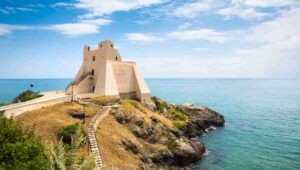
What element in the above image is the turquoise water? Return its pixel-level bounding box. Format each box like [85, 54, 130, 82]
[0, 79, 299, 169]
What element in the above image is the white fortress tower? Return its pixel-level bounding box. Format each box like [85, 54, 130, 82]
[66, 40, 151, 103]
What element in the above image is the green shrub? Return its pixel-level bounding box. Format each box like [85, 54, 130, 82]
[0, 102, 11, 107]
[47, 133, 93, 170]
[58, 123, 85, 145]
[0, 116, 49, 169]
[87, 96, 120, 106]
[164, 131, 179, 151]
[129, 100, 147, 114]
[172, 121, 186, 129]
[13, 90, 42, 103]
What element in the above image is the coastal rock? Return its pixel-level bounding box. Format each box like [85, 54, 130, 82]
[133, 127, 148, 138]
[205, 126, 216, 132]
[178, 105, 225, 138]
[121, 97, 225, 168]
[140, 154, 153, 164]
[115, 111, 132, 124]
[172, 140, 205, 166]
[147, 134, 159, 144]
[122, 139, 142, 154]
[150, 139, 206, 167]
[145, 100, 157, 111]
[134, 117, 144, 127]
[151, 150, 174, 165]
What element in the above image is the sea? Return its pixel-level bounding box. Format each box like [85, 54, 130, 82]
[0, 78, 299, 170]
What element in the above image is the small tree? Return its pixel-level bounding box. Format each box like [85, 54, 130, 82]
[30, 84, 34, 90]
[0, 116, 49, 169]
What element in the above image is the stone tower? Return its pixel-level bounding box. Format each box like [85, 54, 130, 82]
[66, 40, 151, 103]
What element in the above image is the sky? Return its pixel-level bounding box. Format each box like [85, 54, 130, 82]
[0, 0, 299, 78]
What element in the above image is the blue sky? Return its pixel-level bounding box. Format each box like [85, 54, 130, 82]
[0, 0, 299, 78]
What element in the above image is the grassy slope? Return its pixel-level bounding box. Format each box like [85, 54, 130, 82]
[96, 99, 176, 169]
[16, 102, 101, 158]
[14, 97, 184, 169]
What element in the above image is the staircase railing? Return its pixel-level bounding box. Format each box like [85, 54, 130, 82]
[75, 71, 93, 85]
[65, 80, 75, 91]
[65, 71, 93, 91]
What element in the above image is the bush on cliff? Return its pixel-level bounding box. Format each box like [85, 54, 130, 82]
[57, 123, 86, 145]
[0, 102, 10, 107]
[0, 116, 49, 169]
[13, 90, 42, 103]
[48, 127, 94, 169]
[164, 131, 179, 151]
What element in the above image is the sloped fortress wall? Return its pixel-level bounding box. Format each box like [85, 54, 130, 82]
[66, 40, 151, 103]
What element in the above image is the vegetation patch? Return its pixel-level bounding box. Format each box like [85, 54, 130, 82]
[0, 116, 49, 169]
[0, 102, 10, 107]
[127, 100, 147, 114]
[13, 90, 42, 103]
[154, 98, 169, 113]
[164, 131, 179, 151]
[172, 120, 186, 129]
[47, 126, 94, 169]
[87, 96, 120, 106]
[57, 123, 86, 145]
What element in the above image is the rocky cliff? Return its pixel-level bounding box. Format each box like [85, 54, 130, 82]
[99, 97, 225, 169]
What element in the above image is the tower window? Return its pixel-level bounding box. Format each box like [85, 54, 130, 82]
[116, 56, 118, 60]
[93, 56, 95, 61]
[100, 44, 102, 48]
[91, 69, 94, 76]
[111, 44, 114, 48]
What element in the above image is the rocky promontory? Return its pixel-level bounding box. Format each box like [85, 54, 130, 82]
[108, 97, 225, 168]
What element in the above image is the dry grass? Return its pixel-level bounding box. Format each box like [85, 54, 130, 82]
[86, 96, 120, 106]
[96, 114, 140, 169]
[16, 102, 100, 145]
[121, 100, 174, 130]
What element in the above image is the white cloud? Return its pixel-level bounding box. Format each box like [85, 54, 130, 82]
[1, 6, 36, 14]
[236, 0, 298, 7]
[125, 33, 163, 42]
[173, 0, 213, 18]
[75, 0, 167, 18]
[0, 18, 112, 36]
[0, 9, 9, 14]
[246, 7, 300, 50]
[135, 54, 284, 78]
[51, 2, 74, 8]
[45, 19, 112, 36]
[15, 7, 35, 12]
[178, 23, 192, 30]
[0, 24, 32, 36]
[167, 29, 226, 43]
[218, 6, 270, 20]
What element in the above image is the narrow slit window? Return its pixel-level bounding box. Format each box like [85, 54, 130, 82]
[116, 56, 118, 60]
[92, 69, 94, 75]
[93, 56, 95, 61]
